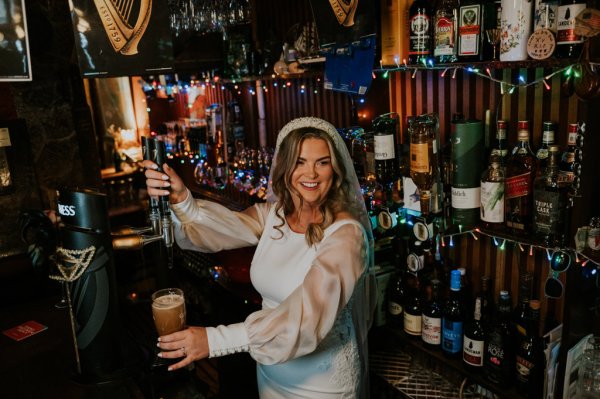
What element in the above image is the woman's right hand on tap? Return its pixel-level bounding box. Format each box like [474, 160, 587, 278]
[142, 160, 188, 205]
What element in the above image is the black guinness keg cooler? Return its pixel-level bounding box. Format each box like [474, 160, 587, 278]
[56, 188, 123, 382]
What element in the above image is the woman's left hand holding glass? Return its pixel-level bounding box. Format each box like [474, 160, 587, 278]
[157, 326, 210, 371]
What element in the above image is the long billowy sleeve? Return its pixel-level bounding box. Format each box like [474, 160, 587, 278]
[205, 222, 368, 364]
[170, 189, 270, 252]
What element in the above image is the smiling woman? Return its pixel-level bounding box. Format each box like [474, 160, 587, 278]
[143, 117, 376, 398]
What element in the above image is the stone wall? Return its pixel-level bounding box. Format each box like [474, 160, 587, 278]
[0, 0, 100, 258]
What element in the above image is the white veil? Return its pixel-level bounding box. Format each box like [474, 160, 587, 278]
[267, 117, 376, 397]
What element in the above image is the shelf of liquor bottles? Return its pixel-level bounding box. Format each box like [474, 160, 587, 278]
[372, 325, 528, 399]
[379, 58, 577, 71]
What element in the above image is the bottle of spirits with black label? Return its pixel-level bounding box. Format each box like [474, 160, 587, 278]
[534, 145, 568, 246]
[505, 121, 537, 235]
[408, 0, 433, 64]
[513, 271, 533, 339]
[387, 267, 407, 326]
[484, 290, 515, 386]
[515, 300, 545, 398]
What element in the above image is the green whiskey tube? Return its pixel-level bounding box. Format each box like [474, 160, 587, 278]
[451, 120, 484, 229]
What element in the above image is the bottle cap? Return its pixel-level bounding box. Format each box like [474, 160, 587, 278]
[543, 121, 554, 131]
[518, 120, 529, 130]
[529, 299, 541, 310]
[568, 123, 578, 133]
[548, 145, 560, 153]
[497, 120, 507, 129]
[450, 269, 461, 291]
[481, 275, 490, 290]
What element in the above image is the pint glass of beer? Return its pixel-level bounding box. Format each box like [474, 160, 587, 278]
[151, 288, 186, 336]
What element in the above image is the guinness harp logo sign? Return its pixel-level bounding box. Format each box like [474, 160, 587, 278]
[93, 0, 152, 55]
[328, 0, 358, 27]
[70, 0, 173, 77]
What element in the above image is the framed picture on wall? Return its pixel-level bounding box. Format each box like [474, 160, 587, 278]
[0, 0, 32, 81]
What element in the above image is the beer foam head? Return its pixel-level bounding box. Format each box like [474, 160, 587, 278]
[152, 293, 184, 309]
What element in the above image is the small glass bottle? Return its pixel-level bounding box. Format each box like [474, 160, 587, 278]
[480, 153, 505, 230]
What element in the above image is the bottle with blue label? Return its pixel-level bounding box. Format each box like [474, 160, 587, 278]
[442, 269, 466, 357]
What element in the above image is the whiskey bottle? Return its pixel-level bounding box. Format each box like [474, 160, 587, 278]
[408, 0, 433, 64]
[433, 0, 459, 63]
[558, 123, 578, 184]
[515, 300, 545, 398]
[484, 290, 515, 386]
[409, 117, 437, 215]
[536, 121, 556, 171]
[490, 120, 509, 162]
[556, 0, 586, 58]
[505, 121, 537, 235]
[533, 145, 568, 246]
[463, 297, 486, 371]
[480, 153, 505, 230]
[442, 269, 466, 357]
[422, 279, 443, 348]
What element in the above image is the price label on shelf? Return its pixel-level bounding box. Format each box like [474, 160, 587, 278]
[0, 128, 11, 148]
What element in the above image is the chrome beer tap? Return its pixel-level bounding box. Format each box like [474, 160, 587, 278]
[142, 136, 162, 236]
[152, 138, 175, 269]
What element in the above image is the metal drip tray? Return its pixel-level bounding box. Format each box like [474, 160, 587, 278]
[370, 349, 494, 399]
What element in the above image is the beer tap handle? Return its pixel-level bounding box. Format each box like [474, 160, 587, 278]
[153, 139, 175, 269]
[112, 234, 164, 251]
[142, 136, 162, 236]
[111, 225, 154, 236]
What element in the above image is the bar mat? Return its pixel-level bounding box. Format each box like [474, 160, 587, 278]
[370, 349, 494, 398]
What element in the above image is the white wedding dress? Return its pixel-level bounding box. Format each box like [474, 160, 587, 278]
[171, 192, 373, 398]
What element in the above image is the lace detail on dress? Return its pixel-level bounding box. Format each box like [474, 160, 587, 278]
[315, 295, 360, 397]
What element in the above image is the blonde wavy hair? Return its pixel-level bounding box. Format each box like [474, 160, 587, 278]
[270, 127, 360, 246]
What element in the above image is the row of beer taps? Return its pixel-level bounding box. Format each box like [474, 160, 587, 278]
[111, 137, 174, 268]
